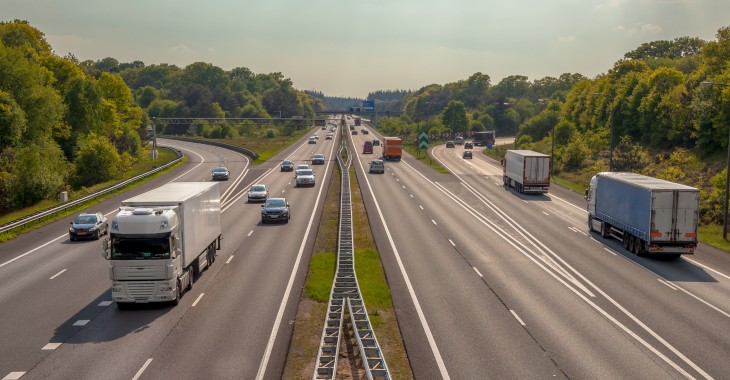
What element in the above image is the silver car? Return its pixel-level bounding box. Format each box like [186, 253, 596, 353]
[295, 169, 316, 187]
[247, 184, 269, 203]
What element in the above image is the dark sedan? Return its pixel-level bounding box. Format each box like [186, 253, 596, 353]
[69, 212, 108, 241]
[261, 198, 290, 224]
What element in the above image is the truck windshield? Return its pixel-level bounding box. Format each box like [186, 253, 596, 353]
[111, 237, 170, 259]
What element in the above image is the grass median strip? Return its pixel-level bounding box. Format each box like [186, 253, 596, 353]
[283, 157, 413, 379]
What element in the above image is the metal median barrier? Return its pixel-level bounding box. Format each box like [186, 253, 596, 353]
[314, 128, 390, 379]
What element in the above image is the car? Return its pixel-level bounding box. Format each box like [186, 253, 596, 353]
[446, 141, 455, 148]
[463, 150, 473, 159]
[295, 169, 316, 187]
[69, 212, 108, 241]
[361, 129, 369, 135]
[321, 126, 327, 130]
[372, 139, 380, 146]
[308, 136, 317, 144]
[464, 141, 474, 149]
[325, 133, 333, 140]
[314, 134, 320, 139]
[363, 141, 373, 154]
[312, 153, 325, 165]
[261, 197, 290, 224]
[247, 184, 269, 202]
[211, 166, 230, 180]
[369, 159, 385, 173]
[280, 160, 294, 172]
[351, 130, 358, 135]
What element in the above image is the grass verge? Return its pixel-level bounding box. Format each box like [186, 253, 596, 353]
[210, 128, 311, 164]
[283, 155, 413, 379]
[403, 142, 449, 174]
[0, 148, 183, 243]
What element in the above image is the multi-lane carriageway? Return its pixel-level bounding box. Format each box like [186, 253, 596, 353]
[1, 116, 730, 379]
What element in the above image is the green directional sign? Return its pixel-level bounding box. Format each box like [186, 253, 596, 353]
[418, 131, 429, 149]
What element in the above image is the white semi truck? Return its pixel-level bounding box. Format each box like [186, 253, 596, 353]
[586, 172, 699, 259]
[102, 182, 222, 307]
[502, 150, 551, 194]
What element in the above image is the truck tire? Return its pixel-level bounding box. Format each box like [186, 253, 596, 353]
[623, 234, 630, 250]
[173, 279, 182, 306]
[600, 223, 609, 238]
[632, 237, 644, 256]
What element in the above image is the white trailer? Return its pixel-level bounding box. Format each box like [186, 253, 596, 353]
[586, 172, 699, 259]
[502, 150, 551, 194]
[103, 182, 222, 307]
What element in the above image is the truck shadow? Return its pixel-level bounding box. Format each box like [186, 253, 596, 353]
[49, 290, 174, 346]
[597, 235, 717, 282]
[502, 185, 553, 202]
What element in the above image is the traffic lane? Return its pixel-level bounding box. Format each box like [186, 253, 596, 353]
[131, 136, 338, 379]
[21, 140, 335, 379]
[0, 142, 248, 377]
[430, 155, 730, 377]
[381, 157, 683, 379]
[354, 151, 565, 378]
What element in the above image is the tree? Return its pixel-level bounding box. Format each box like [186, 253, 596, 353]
[10, 138, 69, 207]
[72, 134, 121, 186]
[440, 101, 468, 135]
[0, 90, 26, 150]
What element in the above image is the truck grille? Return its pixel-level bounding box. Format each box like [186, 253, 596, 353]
[128, 282, 156, 299]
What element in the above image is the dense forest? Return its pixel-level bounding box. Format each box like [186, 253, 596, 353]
[2, 19, 730, 227]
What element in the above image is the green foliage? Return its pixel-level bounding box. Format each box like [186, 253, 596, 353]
[9, 138, 69, 207]
[71, 134, 121, 187]
[440, 100, 468, 135]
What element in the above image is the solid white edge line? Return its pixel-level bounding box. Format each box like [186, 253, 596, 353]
[353, 147, 451, 379]
[225, 256, 234, 264]
[683, 257, 730, 280]
[49, 269, 67, 280]
[131, 358, 153, 380]
[191, 293, 205, 307]
[509, 310, 526, 326]
[604, 247, 617, 256]
[658, 279, 678, 291]
[473, 267, 483, 278]
[255, 132, 338, 380]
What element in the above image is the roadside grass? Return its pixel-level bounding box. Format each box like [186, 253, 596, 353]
[0, 148, 183, 244]
[699, 225, 730, 252]
[210, 127, 311, 164]
[284, 148, 412, 379]
[403, 141, 450, 174]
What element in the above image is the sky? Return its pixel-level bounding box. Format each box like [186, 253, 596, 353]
[3, 0, 730, 98]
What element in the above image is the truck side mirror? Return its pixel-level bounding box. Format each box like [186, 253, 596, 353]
[584, 188, 589, 200]
[102, 239, 110, 260]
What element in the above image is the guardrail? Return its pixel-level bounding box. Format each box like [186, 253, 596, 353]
[314, 125, 390, 379]
[159, 135, 260, 160]
[0, 147, 183, 235]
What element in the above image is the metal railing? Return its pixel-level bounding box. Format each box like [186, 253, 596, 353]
[0, 147, 183, 235]
[314, 126, 390, 379]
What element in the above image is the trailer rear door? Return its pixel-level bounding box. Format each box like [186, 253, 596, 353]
[651, 190, 699, 243]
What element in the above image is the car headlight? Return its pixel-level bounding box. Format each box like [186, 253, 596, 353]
[69, 227, 76, 232]
[89, 226, 98, 231]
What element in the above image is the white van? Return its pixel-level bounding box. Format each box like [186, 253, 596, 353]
[455, 136, 464, 145]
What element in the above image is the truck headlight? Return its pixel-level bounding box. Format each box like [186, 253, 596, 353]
[160, 286, 173, 291]
[112, 286, 123, 292]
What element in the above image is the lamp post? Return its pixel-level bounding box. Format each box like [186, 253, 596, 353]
[701, 81, 730, 239]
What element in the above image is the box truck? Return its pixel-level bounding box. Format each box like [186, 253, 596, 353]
[382, 137, 403, 161]
[474, 129, 495, 147]
[502, 150, 551, 194]
[102, 182, 222, 307]
[586, 172, 699, 259]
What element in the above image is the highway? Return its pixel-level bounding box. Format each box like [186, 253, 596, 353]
[0, 128, 339, 379]
[349, 125, 730, 379]
[2, 117, 730, 379]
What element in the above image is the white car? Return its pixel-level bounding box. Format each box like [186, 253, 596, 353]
[308, 136, 317, 144]
[295, 169, 316, 187]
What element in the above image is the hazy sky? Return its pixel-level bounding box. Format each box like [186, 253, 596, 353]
[3, 0, 729, 98]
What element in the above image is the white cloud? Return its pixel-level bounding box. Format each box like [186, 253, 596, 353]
[615, 23, 663, 36]
[167, 44, 193, 53]
[558, 35, 577, 43]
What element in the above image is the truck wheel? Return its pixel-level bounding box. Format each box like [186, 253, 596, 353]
[623, 235, 630, 250]
[600, 223, 609, 238]
[633, 238, 644, 256]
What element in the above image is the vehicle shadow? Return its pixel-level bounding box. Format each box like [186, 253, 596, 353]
[594, 233, 717, 282]
[50, 290, 172, 345]
[502, 184, 553, 202]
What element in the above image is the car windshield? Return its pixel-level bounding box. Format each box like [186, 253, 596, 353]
[75, 215, 97, 224]
[111, 237, 170, 260]
[282, 161, 292, 165]
[297, 165, 309, 169]
[214, 167, 227, 173]
[299, 170, 313, 176]
[265, 199, 286, 208]
[313, 155, 324, 159]
[251, 185, 266, 192]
